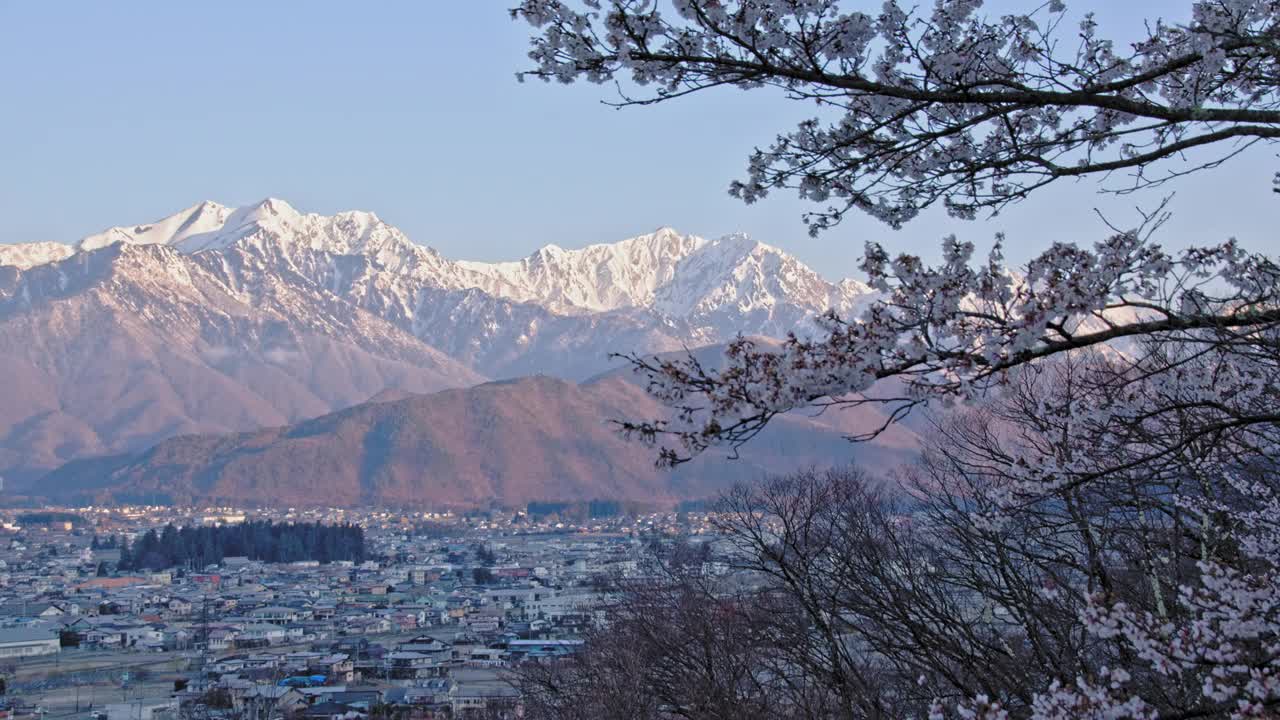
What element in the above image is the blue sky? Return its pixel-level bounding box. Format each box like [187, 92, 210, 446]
[0, 1, 1273, 278]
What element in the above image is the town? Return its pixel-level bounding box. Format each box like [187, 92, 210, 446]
[0, 506, 718, 719]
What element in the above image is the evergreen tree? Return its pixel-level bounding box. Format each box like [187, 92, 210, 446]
[103, 521, 364, 571]
[159, 524, 180, 567]
[118, 538, 134, 571]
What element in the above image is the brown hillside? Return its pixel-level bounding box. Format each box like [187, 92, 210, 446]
[42, 375, 920, 508]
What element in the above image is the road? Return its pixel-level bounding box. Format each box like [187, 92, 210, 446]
[7, 628, 453, 716]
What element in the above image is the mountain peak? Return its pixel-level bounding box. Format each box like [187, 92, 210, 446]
[78, 200, 235, 253]
[218, 197, 304, 236]
[711, 231, 764, 255]
[252, 197, 300, 219]
[533, 243, 567, 258]
[192, 199, 229, 214]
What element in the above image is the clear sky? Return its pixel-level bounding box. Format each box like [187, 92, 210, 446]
[0, 1, 1273, 279]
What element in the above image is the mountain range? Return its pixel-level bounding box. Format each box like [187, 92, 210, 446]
[0, 199, 894, 503]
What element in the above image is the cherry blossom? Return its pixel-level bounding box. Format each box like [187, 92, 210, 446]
[514, 0, 1280, 232]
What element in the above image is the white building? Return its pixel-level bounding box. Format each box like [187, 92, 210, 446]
[237, 623, 287, 645]
[0, 624, 60, 658]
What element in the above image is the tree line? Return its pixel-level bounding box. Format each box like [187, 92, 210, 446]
[117, 520, 365, 571]
[15, 511, 85, 527]
[525, 499, 658, 521]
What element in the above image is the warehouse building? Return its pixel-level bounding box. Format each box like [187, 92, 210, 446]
[0, 624, 60, 658]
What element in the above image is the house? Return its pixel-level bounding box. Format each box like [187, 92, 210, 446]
[326, 687, 382, 709]
[250, 606, 305, 623]
[120, 624, 163, 648]
[506, 638, 583, 660]
[409, 569, 440, 585]
[395, 636, 452, 664]
[303, 701, 362, 720]
[310, 653, 355, 683]
[59, 616, 95, 635]
[82, 626, 125, 649]
[387, 680, 455, 709]
[387, 611, 418, 631]
[0, 601, 64, 620]
[236, 623, 287, 646]
[451, 684, 521, 718]
[163, 627, 192, 649]
[207, 628, 233, 651]
[384, 651, 442, 680]
[241, 686, 307, 717]
[466, 646, 506, 666]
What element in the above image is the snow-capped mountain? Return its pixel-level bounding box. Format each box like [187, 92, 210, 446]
[1, 197, 875, 370]
[0, 238, 483, 484]
[0, 198, 878, 485]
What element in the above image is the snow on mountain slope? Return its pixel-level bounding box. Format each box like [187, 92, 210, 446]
[78, 200, 234, 252]
[176, 199, 429, 266]
[457, 227, 707, 313]
[0, 241, 75, 269]
[59, 199, 871, 324]
[657, 234, 852, 315]
[654, 233, 877, 340]
[10, 198, 877, 378]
